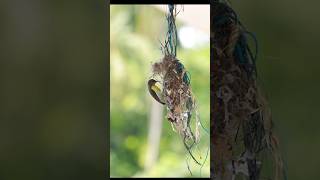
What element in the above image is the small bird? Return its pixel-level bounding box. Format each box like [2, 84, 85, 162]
[148, 79, 165, 105]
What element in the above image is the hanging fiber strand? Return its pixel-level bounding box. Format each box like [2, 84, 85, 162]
[211, 1, 286, 180]
[148, 4, 209, 176]
[162, 4, 178, 57]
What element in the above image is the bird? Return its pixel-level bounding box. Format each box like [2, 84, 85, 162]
[148, 79, 165, 105]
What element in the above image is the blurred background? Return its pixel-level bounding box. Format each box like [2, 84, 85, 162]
[0, 0, 106, 180]
[110, 5, 210, 177]
[230, 0, 320, 179]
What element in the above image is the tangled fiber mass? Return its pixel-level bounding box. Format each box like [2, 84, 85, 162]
[151, 55, 201, 166]
[211, 1, 286, 180]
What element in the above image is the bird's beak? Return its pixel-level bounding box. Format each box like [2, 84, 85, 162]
[148, 79, 165, 105]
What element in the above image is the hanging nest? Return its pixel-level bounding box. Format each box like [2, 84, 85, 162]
[211, 1, 286, 180]
[151, 54, 201, 165]
[147, 5, 210, 175]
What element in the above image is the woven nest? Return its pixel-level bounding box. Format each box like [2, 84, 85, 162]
[151, 54, 201, 164]
[211, 2, 285, 180]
